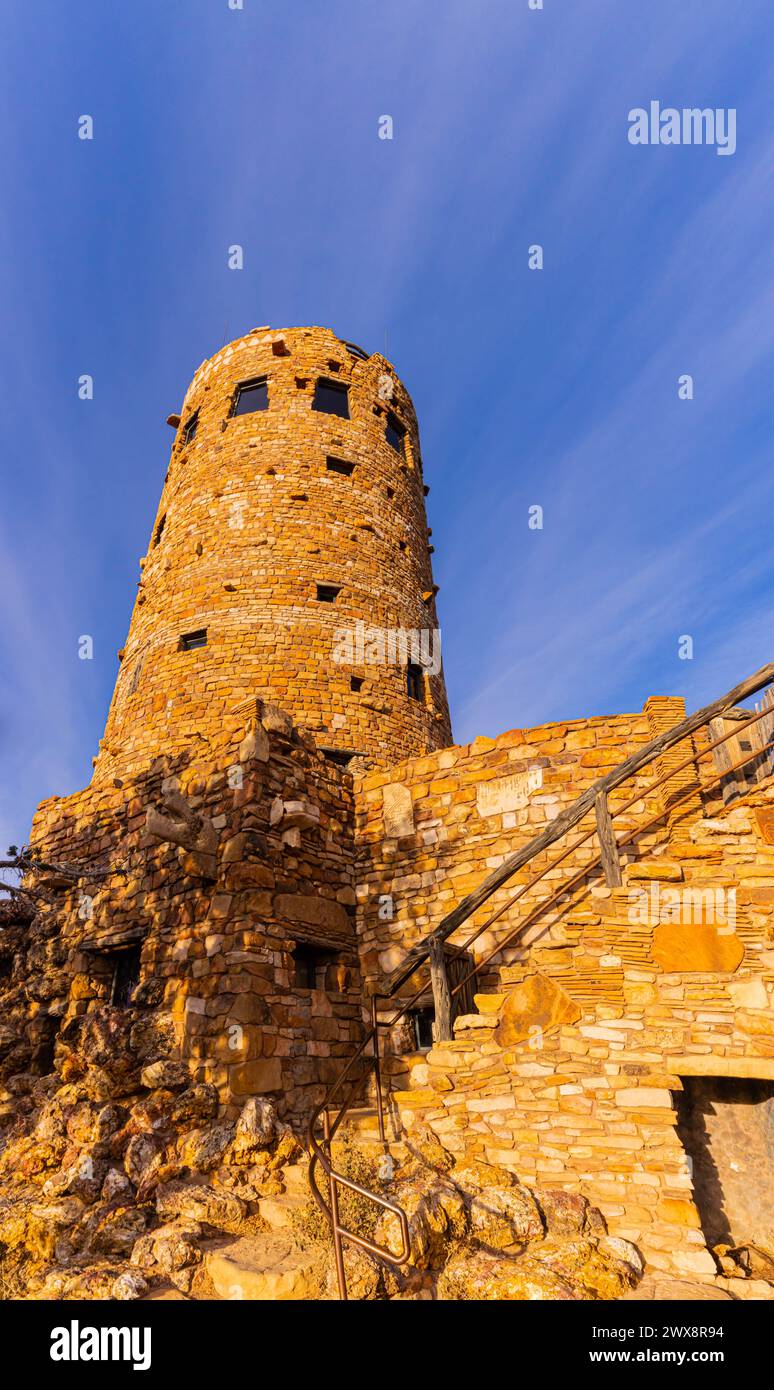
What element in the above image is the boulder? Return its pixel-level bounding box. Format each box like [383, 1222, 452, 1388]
[125, 1133, 163, 1188]
[155, 1180, 247, 1232]
[227, 1098, 277, 1164]
[375, 1173, 466, 1270]
[534, 1188, 606, 1238]
[111, 1269, 148, 1301]
[170, 1084, 219, 1128]
[178, 1124, 234, 1173]
[438, 1246, 581, 1301]
[140, 1060, 190, 1090]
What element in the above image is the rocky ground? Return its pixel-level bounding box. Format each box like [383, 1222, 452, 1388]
[0, 1004, 654, 1301]
[0, 1003, 767, 1301]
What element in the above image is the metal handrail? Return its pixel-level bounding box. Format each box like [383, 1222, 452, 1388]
[308, 665, 774, 1297]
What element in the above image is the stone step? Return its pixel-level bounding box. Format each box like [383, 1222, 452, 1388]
[280, 1163, 311, 1197]
[256, 1192, 308, 1230]
[205, 1234, 325, 1300]
[339, 1105, 408, 1155]
[347, 1135, 409, 1165]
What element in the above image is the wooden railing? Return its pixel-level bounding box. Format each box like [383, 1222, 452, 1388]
[308, 662, 774, 1298]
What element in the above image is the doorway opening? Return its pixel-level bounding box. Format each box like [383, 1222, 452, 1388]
[675, 1075, 774, 1253]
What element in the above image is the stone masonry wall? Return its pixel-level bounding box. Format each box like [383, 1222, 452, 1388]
[0, 702, 366, 1129]
[95, 325, 451, 785]
[354, 700, 687, 1003]
[388, 776, 774, 1282]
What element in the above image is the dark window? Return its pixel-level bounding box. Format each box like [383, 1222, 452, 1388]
[180, 629, 207, 651]
[153, 514, 166, 547]
[313, 378, 350, 418]
[34, 1027, 58, 1076]
[386, 486, 395, 500]
[398, 540, 407, 552]
[321, 747, 355, 768]
[411, 1008, 435, 1051]
[294, 944, 333, 990]
[326, 456, 355, 476]
[109, 946, 141, 1008]
[232, 376, 269, 416]
[385, 411, 405, 453]
[316, 583, 340, 603]
[344, 342, 369, 361]
[407, 663, 424, 702]
[350, 676, 364, 692]
[182, 411, 199, 445]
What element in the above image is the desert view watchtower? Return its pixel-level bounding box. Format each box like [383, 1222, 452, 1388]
[94, 325, 452, 783]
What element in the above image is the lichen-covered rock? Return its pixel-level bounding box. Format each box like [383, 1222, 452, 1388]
[376, 1173, 467, 1271]
[438, 1247, 581, 1301]
[155, 1180, 247, 1231]
[125, 1133, 163, 1187]
[112, 1269, 149, 1300]
[132, 1220, 202, 1275]
[534, 1188, 606, 1239]
[177, 1124, 234, 1173]
[170, 1085, 219, 1128]
[452, 1165, 543, 1249]
[227, 1098, 278, 1164]
[401, 1120, 455, 1176]
[598, 1235, 644, 1280]
[83, 1202, 152, 1257]
[102, 1166, 134, 1204]
[42, 1151, 107, 1204]
[325, 1244, 384, 1300]
[437, 1232, 640, 1301]
[140, 1060, 190, 1090]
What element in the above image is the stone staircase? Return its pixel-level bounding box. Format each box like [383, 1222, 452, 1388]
[346, 778, 774, 1295]
[187, 778, 774, 1300]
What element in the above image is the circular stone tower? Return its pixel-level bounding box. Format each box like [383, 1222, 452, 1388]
[95, 325, 452, 782]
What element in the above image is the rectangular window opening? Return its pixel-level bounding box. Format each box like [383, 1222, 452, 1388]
[410, 1007, 435, 1051]
[182, 411, 199, 445]
[153, 514, 166, 547]
[294, 944, 335, 991]
[350, 675, 364, 692]
[313, 378, 350, 418]
[326, 456, 356, 476]
[232, 376, 269, 416]
[180, 628, 208, 651]
[320, 747, 356, 768]
[385, 411, 406, 454]
[407, 662, 425, 702]
[316, 583, 341, 603]
[108, 945, 142, 1009]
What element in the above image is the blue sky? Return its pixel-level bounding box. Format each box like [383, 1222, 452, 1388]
[1, 0, 773, 853]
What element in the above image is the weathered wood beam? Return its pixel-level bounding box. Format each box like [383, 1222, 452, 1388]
[383, 661, 774, 997]
[429, 935, 453, 1041]
[595, 790, 623, 887]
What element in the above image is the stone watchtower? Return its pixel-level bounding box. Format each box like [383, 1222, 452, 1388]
[94, 326, 452, 783]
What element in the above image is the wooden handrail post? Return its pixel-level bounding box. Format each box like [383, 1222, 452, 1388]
[429, 934, 453, 1041]
[595, 790, 622, 888]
